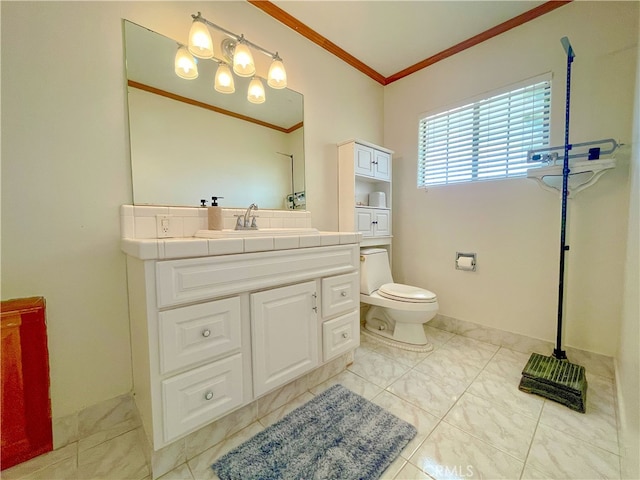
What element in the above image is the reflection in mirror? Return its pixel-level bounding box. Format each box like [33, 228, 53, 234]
[124, 20, 305, 209]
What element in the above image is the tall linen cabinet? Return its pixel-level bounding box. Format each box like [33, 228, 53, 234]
[338, 140, 393, 248]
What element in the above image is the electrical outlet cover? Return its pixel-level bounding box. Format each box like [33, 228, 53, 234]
[156, 215, 171, 238]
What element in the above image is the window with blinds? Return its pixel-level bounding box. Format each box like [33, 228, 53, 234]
[418, 78, 551, 187]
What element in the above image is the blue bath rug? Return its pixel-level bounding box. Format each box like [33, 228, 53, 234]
[211, 384, 417, 480]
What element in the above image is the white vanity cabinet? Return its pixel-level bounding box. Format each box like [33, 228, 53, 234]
[339, 139, 394, 247]
[125, 243, 360, 450]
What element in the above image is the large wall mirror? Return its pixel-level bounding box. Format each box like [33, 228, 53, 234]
[123, 20, 305, 209]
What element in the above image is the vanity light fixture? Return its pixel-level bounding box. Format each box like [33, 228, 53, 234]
[174, 45, 198, 80]
[247, 77, 266, 104]
[180, 11, 288, 102]
[214, 62, 235, 93]
[188, 17, 214, 59]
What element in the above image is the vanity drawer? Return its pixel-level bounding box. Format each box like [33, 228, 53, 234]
[158, 297, 241, 374]
[156, 245, 359, 308]
[322, 310, 359, 362]
[162, 353, 243, 442]
[321, 272, 359, 318]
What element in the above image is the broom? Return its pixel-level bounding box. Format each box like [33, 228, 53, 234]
[518, 37, 587, 413]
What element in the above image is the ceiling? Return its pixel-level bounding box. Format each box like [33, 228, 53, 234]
[254, 1, 568, 84]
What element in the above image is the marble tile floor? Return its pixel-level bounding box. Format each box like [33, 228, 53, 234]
[3, 326, 621, 480]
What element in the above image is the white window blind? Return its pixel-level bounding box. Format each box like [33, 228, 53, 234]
[418, 79, 551, 187]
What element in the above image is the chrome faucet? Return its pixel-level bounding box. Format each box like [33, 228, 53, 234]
[236, 203, 258, 230]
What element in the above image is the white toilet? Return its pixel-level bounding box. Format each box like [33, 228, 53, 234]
[360, 248, 438, 349]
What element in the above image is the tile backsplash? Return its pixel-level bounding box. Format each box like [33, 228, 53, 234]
[121, 205, 313, 239]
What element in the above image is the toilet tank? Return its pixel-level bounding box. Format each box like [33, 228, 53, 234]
[360, 248, 394, 294]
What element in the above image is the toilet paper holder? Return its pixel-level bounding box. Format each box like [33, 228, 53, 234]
[456, 252, 477, 272]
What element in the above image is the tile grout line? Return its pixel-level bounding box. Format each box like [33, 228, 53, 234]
[518, 396, 546, 479]
[534, 381, 623, 458]
[431, 345, 532, 466]
[401, 341, 526, 478]
[360, 331, 449, 478]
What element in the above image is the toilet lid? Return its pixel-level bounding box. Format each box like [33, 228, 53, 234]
[378, 283, 437, 303]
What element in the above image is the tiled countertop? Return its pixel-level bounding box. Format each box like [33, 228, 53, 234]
[121, 232, 362, 260]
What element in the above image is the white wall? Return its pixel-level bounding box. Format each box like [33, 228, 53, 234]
[1, 1, 383, 417]
[617, 9, 640, 478]
[128, 88, 293, 209]
[384, 1, 638, 356]
[3, 0, 635, 422]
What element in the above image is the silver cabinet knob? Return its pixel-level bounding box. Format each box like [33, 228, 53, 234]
[202, 329, 211, 338]
[342, 332, 349, 339]
[341, 291, 347, 297]
[204, 391, 214, 401]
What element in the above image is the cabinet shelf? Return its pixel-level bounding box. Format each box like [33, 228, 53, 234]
[354, 174, 390, 184]
[356, 205, 390, 210]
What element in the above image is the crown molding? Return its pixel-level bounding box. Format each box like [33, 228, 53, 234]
[248, 0, 572, 86]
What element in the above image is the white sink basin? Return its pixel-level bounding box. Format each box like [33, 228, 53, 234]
[195, 228, 319, 238]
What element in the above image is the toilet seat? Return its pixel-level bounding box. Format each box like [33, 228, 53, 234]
[378, 283, 437, 303]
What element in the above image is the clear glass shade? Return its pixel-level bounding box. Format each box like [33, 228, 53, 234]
[188, 20, 214, 59]
[174, 46, 198, 80]
[214, 63, 235, 94]
[247, 77, 266, 104]
[233, 42, 256, 77]
[267, 58, 287, 89]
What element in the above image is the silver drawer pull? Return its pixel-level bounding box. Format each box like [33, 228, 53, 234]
[202, 329, 211, 338]
[204, 391, 214, 401]
[342, 332, 349, 339]
[341, 291, 347, 297]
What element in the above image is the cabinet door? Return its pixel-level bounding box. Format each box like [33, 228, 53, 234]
[355, 209, 375, 237]
[374, 150, 391, 181]
[1, 315, 29, 465]
[373, 210, 391, 236]
[251, 282, 318, 397]
[1, 298, 52, 470]
[354, 144, 375, 177]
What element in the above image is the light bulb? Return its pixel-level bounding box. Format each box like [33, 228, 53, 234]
[267, 57, 287, 89]
[247, 77, 266, 104]
[233, 41, 255, 77]
[188, 19, 213, 59]
[174, 46, 198, 80]
[214, 63, 235, 94]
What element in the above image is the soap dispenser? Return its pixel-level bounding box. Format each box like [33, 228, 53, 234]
[207, 196, 224, 230]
